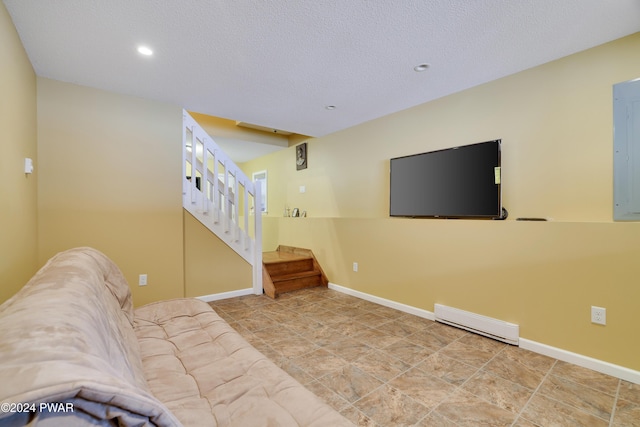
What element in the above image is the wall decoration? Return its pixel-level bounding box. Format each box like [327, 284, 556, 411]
[296, 142, 307, 170]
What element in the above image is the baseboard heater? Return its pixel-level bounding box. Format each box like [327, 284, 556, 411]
[434, 304, 519, 345]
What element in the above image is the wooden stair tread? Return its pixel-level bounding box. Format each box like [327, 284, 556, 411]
[263, 251, 312, 264]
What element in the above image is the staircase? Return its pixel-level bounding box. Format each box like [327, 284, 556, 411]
[182, 110, 263, 294]
[262, 246, 329, 298]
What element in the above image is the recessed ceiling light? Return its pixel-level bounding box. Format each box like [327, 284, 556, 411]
[325, 105, 336, 110]
[137, 46, 153, 56]
[413, 63, 429, 72]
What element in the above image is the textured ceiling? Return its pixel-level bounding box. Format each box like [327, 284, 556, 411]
[5, 0, 640, 138]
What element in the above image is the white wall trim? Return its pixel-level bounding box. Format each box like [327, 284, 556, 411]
[196, 288, 254, 303]
[328, 282, 435, 321]
[329, 282, 639, 385]
[519, 338, 640, 384]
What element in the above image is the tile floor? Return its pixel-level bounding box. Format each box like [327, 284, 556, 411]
[208, 287, 640, 426]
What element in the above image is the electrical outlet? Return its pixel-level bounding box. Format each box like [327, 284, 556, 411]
[139, 274, 148, 286]
[353, 262, 358, 272]
[591, 306, 606, 325]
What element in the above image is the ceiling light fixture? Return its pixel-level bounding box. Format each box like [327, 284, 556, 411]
[413, 63, 429, 72]
[325, 105, 336, 110]
[137, 46, 153, 56]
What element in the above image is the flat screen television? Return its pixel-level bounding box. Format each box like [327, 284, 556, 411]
[389, 139, 504, 219]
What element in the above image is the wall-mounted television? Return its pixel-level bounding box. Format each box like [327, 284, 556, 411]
[389, 139, 505, 219]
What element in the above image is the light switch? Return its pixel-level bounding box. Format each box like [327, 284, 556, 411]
[299, 185, 306, 193]
[24, 158, 34, 174]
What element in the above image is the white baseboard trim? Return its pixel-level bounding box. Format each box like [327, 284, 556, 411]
[519, 338, 640, 384]
[328, 282, 435, 321]
[329, 282, 639, 385]
[196, 288, 254, 303]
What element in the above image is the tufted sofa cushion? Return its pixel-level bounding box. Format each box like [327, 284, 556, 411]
[134, 298, 354, 427]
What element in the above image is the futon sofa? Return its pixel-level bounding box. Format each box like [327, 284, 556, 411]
[0, 247, 353, 426]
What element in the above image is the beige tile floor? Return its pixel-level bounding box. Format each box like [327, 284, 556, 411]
[208, 287, 640, 426]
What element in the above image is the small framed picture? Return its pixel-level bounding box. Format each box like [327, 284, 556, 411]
[296, 143, 307, 170]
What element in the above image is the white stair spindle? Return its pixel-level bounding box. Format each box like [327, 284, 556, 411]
[213, 152, 220, 224]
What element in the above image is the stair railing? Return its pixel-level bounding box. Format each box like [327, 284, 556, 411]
[182, 110, 262, 295]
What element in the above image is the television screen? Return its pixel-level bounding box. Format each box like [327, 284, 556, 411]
[389, 140, 503, 219]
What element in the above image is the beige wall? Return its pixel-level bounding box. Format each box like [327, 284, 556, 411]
[0, 3, 38, 303]
[189, 112, 290, 146]
[37, 78, 184, 306]
[189, 111, 311, 149]
[243, 33, 640, 370]
[184, 211, 252, 297]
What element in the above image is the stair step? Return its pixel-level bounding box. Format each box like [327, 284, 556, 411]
[270, 273, 323, 294]
[262, 246, 329, 299]
[271, 269, 321, 283]
[263, 251, 314, 276]
[263, 251, 311, 263]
